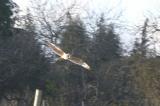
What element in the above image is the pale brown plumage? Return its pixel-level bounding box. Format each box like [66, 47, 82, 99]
[46, 41, 65, 57]
[46, 41, 91, 70]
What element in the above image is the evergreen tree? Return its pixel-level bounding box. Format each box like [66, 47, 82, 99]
[93, 14, 121, 67]
[90, 14, 122, 105]
[58, 13, 90, 106]
[0, 0, 17, 37]
[141, 18, 149, 56]
[132, 18, 149, 57]
[61, 13, 89, 55]
[0, 30, 50, 97]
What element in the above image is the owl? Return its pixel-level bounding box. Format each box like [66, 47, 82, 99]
[46, 41, 91, 70]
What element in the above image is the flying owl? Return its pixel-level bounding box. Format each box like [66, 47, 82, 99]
[46, 41, 91, 70]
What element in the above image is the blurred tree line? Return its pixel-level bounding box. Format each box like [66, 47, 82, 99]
[0, 0, 160, 106]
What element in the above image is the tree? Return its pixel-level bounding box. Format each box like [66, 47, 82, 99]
[131, 18, 160, 106]
[132, 18, 149, 57]
[57, 12, 90, 106]
[61, 13, 89, 55]
[0, 29, 50, 105]
[88, 14, 123, 106]
[93, 14, 121, 68]
[0, 0, 17, 37]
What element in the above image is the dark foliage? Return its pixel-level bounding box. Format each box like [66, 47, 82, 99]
[0, 0, 17, 37]
[0, 29, 50, 97]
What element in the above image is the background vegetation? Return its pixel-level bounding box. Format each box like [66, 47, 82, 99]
[0, 0, 160, 106]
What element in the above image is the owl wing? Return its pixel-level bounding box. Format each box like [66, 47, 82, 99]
[46, 42, 65, 57]
[68, 56, 91, 70]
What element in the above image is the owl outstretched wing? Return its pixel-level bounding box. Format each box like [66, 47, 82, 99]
[46, 42, 66, 57]
[68, 56, 91, 70]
